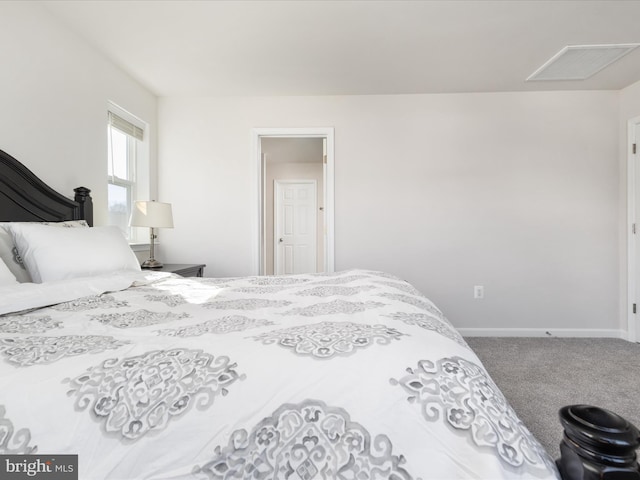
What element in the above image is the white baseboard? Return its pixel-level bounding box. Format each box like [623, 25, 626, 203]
[459, 328, 627, 339]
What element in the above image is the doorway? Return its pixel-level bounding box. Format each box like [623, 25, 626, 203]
[251, 128, 335, 276]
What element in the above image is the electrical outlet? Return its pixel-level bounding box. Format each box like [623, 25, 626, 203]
[474, 285, 484, 299]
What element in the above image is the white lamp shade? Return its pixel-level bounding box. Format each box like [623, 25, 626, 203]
[130, 201, 174, 228]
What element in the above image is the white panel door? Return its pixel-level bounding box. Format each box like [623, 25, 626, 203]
[275, 180, 317, 275]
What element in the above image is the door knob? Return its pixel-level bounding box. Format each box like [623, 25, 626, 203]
[279, 238, 283, 243]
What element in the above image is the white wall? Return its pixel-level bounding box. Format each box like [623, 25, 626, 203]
[620, 80, 640, 120]
[0, 2, 623, 336]
[0, 2, 157, 226]
[158, 91, 620, 335]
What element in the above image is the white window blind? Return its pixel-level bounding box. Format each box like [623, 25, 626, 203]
[108, 111, 144, 141]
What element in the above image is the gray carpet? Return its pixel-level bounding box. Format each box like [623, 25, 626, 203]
[465, 337, 640, 460]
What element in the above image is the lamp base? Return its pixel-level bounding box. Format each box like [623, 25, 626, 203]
[141, 258, 164, 269]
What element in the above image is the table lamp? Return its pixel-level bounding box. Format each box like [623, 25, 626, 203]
[129, 200, 174, 268]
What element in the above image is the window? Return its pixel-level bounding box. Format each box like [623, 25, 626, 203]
[107, 104, 149, 243]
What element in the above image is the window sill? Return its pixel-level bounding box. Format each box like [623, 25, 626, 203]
[129, 243, 150, 252]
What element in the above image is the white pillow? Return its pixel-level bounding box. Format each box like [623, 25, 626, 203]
[9, 224, 140, 283]
[0, 220, 89, 283]
[0, 258, 18, 286]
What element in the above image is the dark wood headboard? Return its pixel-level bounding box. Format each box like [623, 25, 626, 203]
[0, 149, 93, 225]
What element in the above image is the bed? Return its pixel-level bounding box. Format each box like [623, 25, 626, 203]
[0, 148, 632, 480]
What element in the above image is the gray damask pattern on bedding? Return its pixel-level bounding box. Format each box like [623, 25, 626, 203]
[0, 406, 37, 454]
[156, 315, 274, 337]
[391, 357, 554, 473]
[0, 335, 128, 366]
[194, 399, 414, 480]
[252, 321, 406, 359]
[52, 294, 129, 311]
[0, 269, 560, 479]
[65, 348, 244, 440]
[0, 315, 62, 334]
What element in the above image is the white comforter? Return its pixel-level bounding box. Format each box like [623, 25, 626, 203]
[0, 270, 559, 479]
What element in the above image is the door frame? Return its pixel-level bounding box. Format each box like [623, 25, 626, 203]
[627, 116, 640, 342]
[274, 179, 318, 275]
[251, 127, 335, 275]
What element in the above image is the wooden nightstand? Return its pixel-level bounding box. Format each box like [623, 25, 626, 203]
[145, 263, 206, 277]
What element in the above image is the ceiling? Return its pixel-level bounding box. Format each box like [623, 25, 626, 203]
[39, 0, 640, 97]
